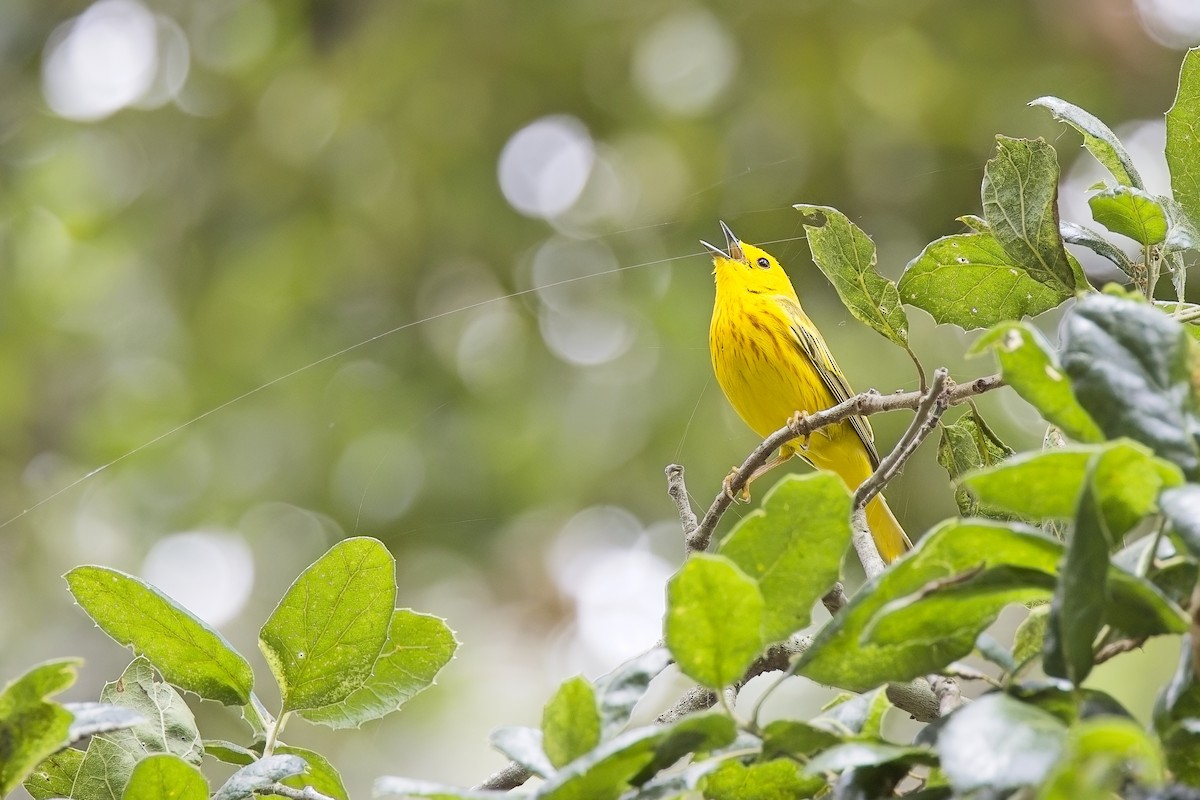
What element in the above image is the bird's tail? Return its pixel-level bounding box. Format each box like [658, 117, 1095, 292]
[866, 493, 911, 564]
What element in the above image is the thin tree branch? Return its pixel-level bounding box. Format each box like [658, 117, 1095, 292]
[847, 368, 950, 577]
[849, 507, 886, 580]
[665, 464, 700, 551]
[475, 762, 531, 792]
[1095, 636, 1148, 665]
[688, 372, 1003, 553]
[852, 367, 950, 511]
[256, 785, 336, 800]
[821, 583, 848, 616]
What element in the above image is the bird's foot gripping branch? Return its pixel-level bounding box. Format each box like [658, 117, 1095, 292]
[11, 46, 1200, 800]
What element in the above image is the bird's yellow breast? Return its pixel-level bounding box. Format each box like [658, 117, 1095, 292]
[709, 291, 851, 462]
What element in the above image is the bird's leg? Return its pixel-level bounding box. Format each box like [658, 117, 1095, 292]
[723, 449, 796, 503]
[787, 410, 812, 450]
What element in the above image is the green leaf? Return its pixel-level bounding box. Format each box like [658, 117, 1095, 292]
[1062, 293, 1200, 478]
[1060, 221, 1137, 278]
[1160, 720, 1200, 785]
[1164, 196, 1200, 255]
[0, 658, 81, 797]
[760, 720, 841, 760]
[796, 522, 1058, 691]
[960, 441, 1182, 532]
[703, 758, 824, 800]
[981, 136, 1077, 293]
[1161, 484, 1200, 557]
[796, 520, 1184, 692]
[899, 231, 1069, 329]
[297, 608, 457, 729]
[718, 473, 851, 643]
[1088, 185, 1168, 246]
[811, 689, 889, 738]
[259, 537, 396, 713]
[72, 658, 203, 800]
[203, 739, 257, 766]
[490, 726, 553, 778]
[537, 713, 736, 800]
[864, 565, 1051, 651]
[543, 675, 601, 768]
[65, 701, 146, 742]
[1036, 716, 1163, 800]
[593, 647, 671, 740]
[1013, 605, 1049, 666]
[959, 214, 989, 233]
[975, 632, 1018, 672]
[793, 204, 909, 348]
[936, 408, 1013, 516]
[1167, 48, 1200, 234]
[65, 566, 253, 706]
[665, 555, 764, 690]
[23, 747, 84, 800]
[1155, 634, 1200, 732]
[276, 745, 349, 800]
[805, 742, 936, 775]
[1010, 681, 1133, 724]
[212, 754, 307, 800]
[934, 693, 1067, 794]
[1043, 464, 1110, 685]
[375, 777, 517, 799]
[970, 322, 1103, 442]
[1030, 96, 1144, 189]
[122, 754, 208, 800]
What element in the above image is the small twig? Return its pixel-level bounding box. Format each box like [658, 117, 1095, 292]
[852, 368, 950, 511]
[257, 784, 336, 800]
[849, 507, 886, 579]
[665, 464, 700, 551]
[1095, 636, 1148, 665]
[821, 583, 848, 616]
[688, 372, 1002, 552]
[904, 344, 928, 393]
[475, 761, 532, 792]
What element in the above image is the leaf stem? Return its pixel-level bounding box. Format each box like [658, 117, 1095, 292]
[262, 710, 290, 758]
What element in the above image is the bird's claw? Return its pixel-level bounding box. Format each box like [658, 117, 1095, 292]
[787, 410, 812, 450]
[722, 468, 751, 503]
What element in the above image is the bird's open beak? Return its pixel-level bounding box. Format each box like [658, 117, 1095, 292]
[700, 221, 744, 261]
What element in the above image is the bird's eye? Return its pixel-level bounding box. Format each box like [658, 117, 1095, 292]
[756, 257, 770, 269]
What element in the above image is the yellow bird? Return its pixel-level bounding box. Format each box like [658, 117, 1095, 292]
[704, 221, 911, 563]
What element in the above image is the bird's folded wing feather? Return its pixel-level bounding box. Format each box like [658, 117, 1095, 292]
[776, 296, 880, 468]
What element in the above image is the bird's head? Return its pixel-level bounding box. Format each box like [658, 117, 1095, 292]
[702, 221, 798, 299]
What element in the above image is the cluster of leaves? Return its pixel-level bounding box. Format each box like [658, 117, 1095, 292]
[369, 47, 1200, 799]
[2, 537, 456, 799]
[9, 43, 1200, 800]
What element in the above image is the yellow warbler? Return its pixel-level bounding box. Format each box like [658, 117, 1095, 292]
[704, 221, 911, 563]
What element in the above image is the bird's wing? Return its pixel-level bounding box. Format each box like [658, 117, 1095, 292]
[776, 296, 880, 468]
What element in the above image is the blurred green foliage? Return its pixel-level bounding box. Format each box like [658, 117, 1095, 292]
[0, 0, 1195, 791]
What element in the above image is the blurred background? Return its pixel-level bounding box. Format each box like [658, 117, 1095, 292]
[1, 0, 1197, 794]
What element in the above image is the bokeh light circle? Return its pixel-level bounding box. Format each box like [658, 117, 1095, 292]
[42, 0, 161, 121]
[498, 115, 595, 219]
[141, 530, 255, 626]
